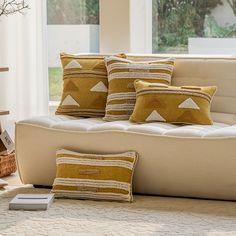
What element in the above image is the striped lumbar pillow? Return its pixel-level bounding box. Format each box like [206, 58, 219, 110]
[51, 149, 138, 202]
[56, 53, 126, 117]
[104, 56, 175, 121]
[130, 80, 217, 125]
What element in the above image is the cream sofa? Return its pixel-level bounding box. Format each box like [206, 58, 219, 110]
[16, 54, 236, 201]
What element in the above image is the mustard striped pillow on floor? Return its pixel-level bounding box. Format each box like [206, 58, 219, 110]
[51, 149, 138, 202]
[104, 56, 175, 121]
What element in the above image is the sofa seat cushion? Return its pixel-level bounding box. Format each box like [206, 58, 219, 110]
[18, 115, 235, 138]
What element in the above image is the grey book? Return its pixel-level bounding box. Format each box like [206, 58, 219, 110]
[9, 194, 54, 211]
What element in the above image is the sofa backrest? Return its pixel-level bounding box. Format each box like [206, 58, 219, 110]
[78, 54, 236, 124]
[128, 54, 236, 124]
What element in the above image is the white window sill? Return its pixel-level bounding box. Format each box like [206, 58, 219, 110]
[49, 101, 59, 115]
[49, 101, 60, 107]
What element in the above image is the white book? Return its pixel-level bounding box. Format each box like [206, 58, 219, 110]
[9, 194, 54, 211]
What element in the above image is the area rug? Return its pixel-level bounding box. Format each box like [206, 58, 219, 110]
[1, 186, 236, 236]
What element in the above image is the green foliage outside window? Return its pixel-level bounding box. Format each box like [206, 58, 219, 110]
[153, 0, 236, 53]
[204, 15, 236, 37]
[47, 0, 99, 24]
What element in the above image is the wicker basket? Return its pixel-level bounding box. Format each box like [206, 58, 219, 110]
[0, 152, 17, 177]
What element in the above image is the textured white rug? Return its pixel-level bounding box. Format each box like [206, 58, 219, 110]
[1, 186, 236, 236]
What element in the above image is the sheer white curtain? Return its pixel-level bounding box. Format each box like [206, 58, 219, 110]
[0, 0, 49, 130]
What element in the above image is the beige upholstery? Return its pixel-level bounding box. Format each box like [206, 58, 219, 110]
[16, 116, 236, 200]
[15, 54, 236, 200]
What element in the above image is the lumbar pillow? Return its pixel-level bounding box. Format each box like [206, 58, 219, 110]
[51, 149, 138, 202]
[104, 56, 175, 121]
[56, 53, 126, 117]
[130, 80, 217, 125]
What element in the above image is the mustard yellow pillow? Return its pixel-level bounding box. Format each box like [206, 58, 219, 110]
[104, 56, 175, 121]
[56, 53, 126, 117]
[51, 149, 138, 202]
[130, 80, 217, 125]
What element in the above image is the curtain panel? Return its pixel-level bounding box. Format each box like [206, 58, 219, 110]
[0, 0, 49, 126]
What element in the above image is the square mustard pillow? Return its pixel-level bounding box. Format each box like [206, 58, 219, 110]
[104, 56, 175, 121]
[51, 149, 138, 202]
[130, 80, 217, 125]
[56, 53, 126, 117]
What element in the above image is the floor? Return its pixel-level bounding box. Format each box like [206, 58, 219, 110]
[1, 173, 236, 235]
[1, 172, 23, 190]
[1, 185, 236, 235]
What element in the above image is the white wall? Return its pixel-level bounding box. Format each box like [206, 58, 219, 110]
[188, 38, 236, 55]
[130, 0, 152, 53]
[99, 0, 152, 54]
[99, 0, 130, 53]
[47, 25, 99, 67]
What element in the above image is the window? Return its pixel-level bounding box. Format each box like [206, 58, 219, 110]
[47, 0, 99, 101]
[46, 0, 236, 103]
[152, 0, 236, 54]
